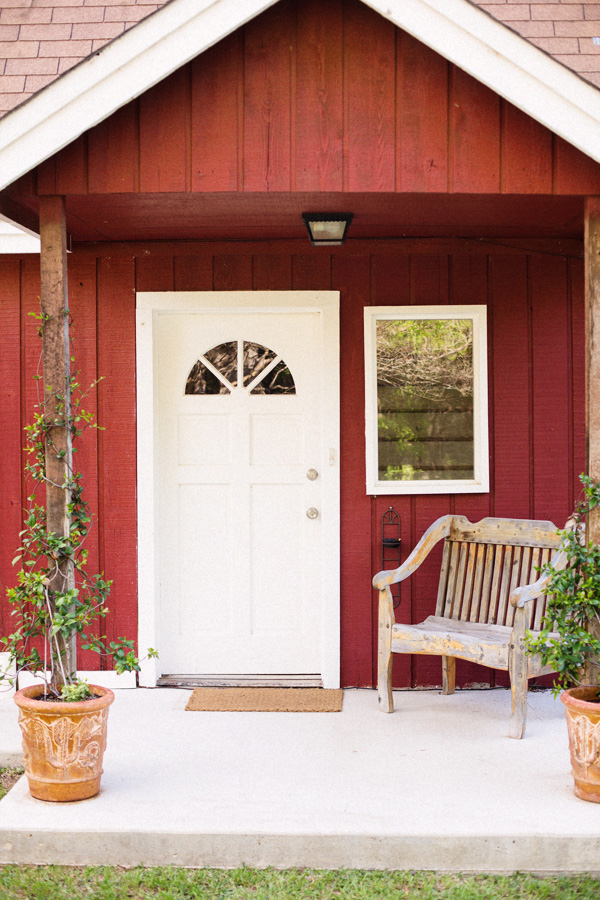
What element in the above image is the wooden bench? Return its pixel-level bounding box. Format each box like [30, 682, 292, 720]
[374, 515, 567, 738]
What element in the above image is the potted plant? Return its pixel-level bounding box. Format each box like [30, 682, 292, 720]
[0, 314, 156, 802]
[527, 475, 600, 803]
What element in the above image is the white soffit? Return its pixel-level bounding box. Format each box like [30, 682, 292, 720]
[0, 215, 40, 253]
[1, 0, 600, 193]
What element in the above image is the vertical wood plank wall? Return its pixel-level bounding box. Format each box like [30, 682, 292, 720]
[0, 248, 584, 687]
[35, 0, 600, 198]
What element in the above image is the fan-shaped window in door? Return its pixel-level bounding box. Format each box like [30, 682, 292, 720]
[185, 341, 295, 395]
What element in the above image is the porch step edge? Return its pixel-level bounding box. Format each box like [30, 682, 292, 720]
[1, 826, 599, 873]
[156, 674, 323, 689]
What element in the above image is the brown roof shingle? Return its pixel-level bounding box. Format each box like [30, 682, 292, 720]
[1, 0, 600, 118]
[472, 0, 600, 88]
[0, 0, 160, 114]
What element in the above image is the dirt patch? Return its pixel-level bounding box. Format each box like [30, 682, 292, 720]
[0, 767, 24, 800]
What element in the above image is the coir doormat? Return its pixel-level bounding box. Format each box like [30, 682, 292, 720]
[185, 687, 343, 712]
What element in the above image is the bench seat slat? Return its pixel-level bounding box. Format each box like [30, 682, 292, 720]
[395, 615, 513, 641]
[391, 616, 559, 671]
[392, 616, 511, 669]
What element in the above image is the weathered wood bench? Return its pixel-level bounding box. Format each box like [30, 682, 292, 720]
[374, 515, 567, 738]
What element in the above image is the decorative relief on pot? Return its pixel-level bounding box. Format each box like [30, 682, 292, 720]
[565, 710, 600, 769]
[18, 707, 109, 781]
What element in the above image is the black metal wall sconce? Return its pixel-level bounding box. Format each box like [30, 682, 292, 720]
[301, 213, 353, 246]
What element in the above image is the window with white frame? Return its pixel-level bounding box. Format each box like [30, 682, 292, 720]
[364, 306, 489, 495]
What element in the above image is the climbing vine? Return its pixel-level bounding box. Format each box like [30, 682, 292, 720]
[0, 311, 156, 700]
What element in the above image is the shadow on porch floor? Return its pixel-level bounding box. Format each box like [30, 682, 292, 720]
[0, 688, 598, 873]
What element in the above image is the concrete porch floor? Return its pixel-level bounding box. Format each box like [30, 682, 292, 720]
[0, 687, 599, 873]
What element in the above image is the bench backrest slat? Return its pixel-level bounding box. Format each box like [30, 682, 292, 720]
[469, 543, 487, 622]
[436, 541, 452, 616]
[533, 547, 553, 631]
[434, 516, 561, 628]
[478, 544, 495, 623]
[460, 543, 477, 622]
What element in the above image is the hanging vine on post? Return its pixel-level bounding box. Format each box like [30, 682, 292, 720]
[0, 312, 157, 700]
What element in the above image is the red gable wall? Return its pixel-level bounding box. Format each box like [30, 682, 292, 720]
[35, 0, 600, 198]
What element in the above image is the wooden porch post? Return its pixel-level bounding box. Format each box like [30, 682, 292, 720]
[584, 197, 600, 683]
[39, 195, 75, 675]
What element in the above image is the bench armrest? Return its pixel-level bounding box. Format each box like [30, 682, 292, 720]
[372, 515, 453, 591]
[509, 546, 568, 608]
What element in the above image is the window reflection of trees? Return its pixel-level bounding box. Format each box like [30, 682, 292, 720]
[204, 342, 238, 387]
[185, 359, 230, 395]
[185, 341, 296, 395]
[250, 360, 295, 394]
[376, 319, 474, 482]
[243, 342, 276, 385]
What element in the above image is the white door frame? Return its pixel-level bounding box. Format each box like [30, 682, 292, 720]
[136, 291, 340, 688]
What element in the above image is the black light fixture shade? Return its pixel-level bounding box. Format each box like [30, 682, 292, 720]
[302, 212, 353, 246]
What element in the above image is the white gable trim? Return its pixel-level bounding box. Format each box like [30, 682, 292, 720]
[1, 0, 600, 195]
[0, 0, 279, 193]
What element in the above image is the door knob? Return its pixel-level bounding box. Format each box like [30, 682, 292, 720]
[306, 507, 319, 519]
[306, 468, 319, 481]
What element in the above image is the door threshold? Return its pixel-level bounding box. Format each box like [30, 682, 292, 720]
[157, 674, 324, 689]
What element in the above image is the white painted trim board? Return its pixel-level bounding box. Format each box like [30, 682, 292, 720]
[364, 305, 489, 495]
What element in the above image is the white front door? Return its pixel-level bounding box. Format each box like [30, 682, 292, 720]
[137, 292, 340, 686]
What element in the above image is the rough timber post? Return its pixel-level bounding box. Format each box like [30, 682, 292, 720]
[584, 196, 600, 684]
[39, 195, 75, 676]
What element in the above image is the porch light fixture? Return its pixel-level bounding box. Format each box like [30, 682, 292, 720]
[302, 213, 353, 246]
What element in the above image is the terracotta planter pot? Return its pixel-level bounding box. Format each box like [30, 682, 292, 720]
[14, 684, 114, 802]
[561, 686, 600, 803]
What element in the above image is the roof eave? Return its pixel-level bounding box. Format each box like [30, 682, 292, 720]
[1, 0, 600, 195]
[0, 0, 279, 193]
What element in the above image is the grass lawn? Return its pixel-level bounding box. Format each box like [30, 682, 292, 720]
[0, 868, 598, 899]
[0, 767, 23, 801]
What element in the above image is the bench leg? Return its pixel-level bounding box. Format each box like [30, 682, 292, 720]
[378, 597, 394, 713]
[508, 628, 528, 739]
[442, 656, 456, 695]
[377, 641, 394, 713]
[378, 659, 394, 713]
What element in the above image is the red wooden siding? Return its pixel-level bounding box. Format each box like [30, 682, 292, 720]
[0, 245, 585, 688]
[68, 256, 101, 671]
[96, 258, 138, 665]
[35, 0, 600, 198]
[0, 258, 21, 638]
[295, 0, 343, 192]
